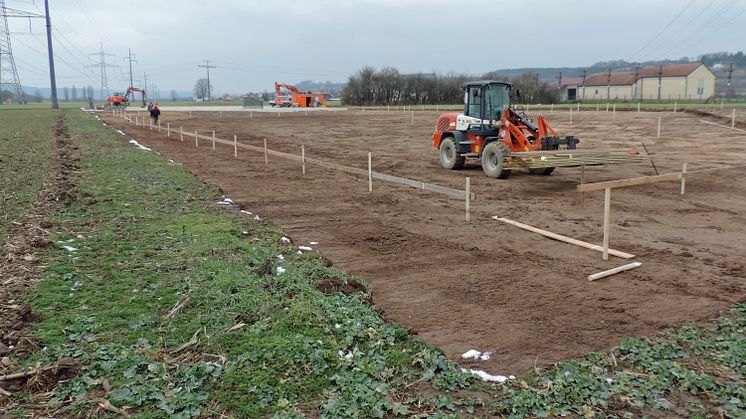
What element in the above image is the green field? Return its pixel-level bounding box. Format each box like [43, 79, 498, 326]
[0, 109, 57, 241]
[1, 109, 744, 418]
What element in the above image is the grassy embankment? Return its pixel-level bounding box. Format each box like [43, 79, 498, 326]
[1, 109, 743, 417]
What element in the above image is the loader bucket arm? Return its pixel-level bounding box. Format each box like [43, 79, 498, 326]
[536, 116, 558, 139]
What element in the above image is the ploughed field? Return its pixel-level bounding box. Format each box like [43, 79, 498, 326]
[102, 107, 746, 376]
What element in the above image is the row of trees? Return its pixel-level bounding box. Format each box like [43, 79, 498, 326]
[342, 66, 560, 105]
[60, 85, 96, 101]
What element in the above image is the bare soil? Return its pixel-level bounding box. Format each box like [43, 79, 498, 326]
[102, 108, 746, 376]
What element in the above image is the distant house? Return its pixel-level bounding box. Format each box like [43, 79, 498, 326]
[221, 94, 234, 101]
[548, 76, 584, 101]
[579, 63, 715, 101]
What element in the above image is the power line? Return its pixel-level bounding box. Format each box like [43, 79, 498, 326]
[627, 0, 696, 62]
[654, 0, 739, 60]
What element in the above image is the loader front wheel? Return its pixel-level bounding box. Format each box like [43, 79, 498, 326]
[481, 141, 511, 179]
[529, 167, 555, 175]
[439, 137, 465, 170]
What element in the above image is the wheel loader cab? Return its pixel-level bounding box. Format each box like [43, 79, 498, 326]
[464, 81, 511, 123]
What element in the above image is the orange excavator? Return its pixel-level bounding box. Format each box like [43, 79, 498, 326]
[106, 87, 147, 108]
[271, 81, 326, 108]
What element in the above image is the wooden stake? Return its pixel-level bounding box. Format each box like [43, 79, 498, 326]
[135, 115, 139, 125]
[637, 102, 641, 113]
[158, 120, 161, 133]
[613, 104, 616, 119]
[250, 111, 253, 118]
[465, 177, 471, 222]
[368, 152, 372, 192]
[720, 99, 724, 110]
[596, 103, 599, 113]
[167, 123, 170, 137]
[588, 262, 642, 281]
[411, 109, 414, 125]
[189, 111, 192, 117]
[180, 127, 183, 142]
[550, 103, 554, 113]
[570, 107, 573, 124]
[657, 116, 661, 138]
[220, 110, 223, 117]
[673, 101, 677, 113]
[603, 187, 611, 261]
[301, 145, 306, 175]
[212, 131, 216, 150]
[234, 134, 238, 158]
[732, 108, 736, 129]
[195, 131, 198, 147]
[263, 138, 268, 164]
[580, 164, 585, 207]
[150, 118, 153, 130]
[606, 103, 609, 112]
[680, 162, 687, 195]
[576, 102, 580, 112]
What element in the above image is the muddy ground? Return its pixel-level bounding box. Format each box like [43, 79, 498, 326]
[101, 108, 746, 376]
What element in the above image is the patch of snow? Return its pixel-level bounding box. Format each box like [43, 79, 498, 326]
[168, 159, 174, 163]
[253, 215, 261, 220]
[117, 130, 126, 136]
[242, 231, 248, 235]
[240, 210, 253, 215]
[310, 241, 319, 245]
[298, 246, 312, 251]
[462, 368, 511, 383]
[335, 323, 341, 329]
[222, 197, 234, 205]
[277, 255, 285, 260]
[280, 237, 291, 244]
[101, 123, 108, 126]
[462, 349, 481, 360]
[276, 266, 286, 275]
[128, 139, 151, 152]
[62, 246, 78, 252]
[57, 239, 75, 244]
[338, 350, 354, 360]
[480, 352, 492, 361]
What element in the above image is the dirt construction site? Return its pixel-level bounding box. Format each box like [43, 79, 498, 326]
[101, 107, 746, 376]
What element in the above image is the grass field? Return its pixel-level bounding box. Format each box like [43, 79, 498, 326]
[0, 109, 57, 242]
[1, 109, 744, 417]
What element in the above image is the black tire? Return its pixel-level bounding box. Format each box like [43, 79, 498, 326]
[481, 141, 511, 179]
[528, 167, 555, 175]
[439, 137, 465, 170]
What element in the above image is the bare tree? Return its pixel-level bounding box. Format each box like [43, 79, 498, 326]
[63, 86, 70, 101]
[170, 89, 178, 102]
[72, 85, 78, 101]
[193, 78, 212, 101]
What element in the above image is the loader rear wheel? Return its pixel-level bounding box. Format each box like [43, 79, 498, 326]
[528, 167, 555, 175]
[439, 137, 465, 170]
[481, 141, 511, 179]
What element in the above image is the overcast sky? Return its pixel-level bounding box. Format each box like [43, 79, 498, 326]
[8, 0, 746, 96]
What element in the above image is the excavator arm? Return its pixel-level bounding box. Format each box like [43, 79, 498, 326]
[123, 87, 147, 108]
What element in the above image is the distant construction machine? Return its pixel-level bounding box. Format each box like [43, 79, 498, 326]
[106, 87, 147, 108]
[271, 82, 326, 108]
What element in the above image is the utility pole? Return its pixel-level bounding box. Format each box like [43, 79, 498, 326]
[124, 48, 136, 88]
[198, 60, 216, 101]
[87, 42, 116, 100]
[43, 0, 58, 108]
[726, 63, 735, 101]
[143, 72, 148, 97]
[580, 69, 586, 102]
[633, 66, 639, 100]
[657, 65, 663, 101]
[606, 68, 611, 101]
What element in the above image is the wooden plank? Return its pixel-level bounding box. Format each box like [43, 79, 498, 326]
[465, 177, 470, 222]
[493, 216, 635, 259]
[577, 172, 681, 192]
[588, 262, 642, 281]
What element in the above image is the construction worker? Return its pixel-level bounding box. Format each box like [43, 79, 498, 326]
[150, 103, 161, 125]
[147, 101, 153, 112]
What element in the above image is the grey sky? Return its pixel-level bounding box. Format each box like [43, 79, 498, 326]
[8, 0, 746, 95]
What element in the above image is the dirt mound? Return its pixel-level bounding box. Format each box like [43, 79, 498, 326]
[315, 277, 369, 300]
